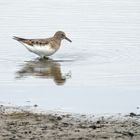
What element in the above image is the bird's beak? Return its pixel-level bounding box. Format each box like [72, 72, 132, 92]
[65, 37, 72, 42]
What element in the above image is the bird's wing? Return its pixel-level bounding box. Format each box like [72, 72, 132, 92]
[13, 36, 50, 46]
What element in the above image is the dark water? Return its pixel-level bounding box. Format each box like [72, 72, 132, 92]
[0, 0, 140, 113]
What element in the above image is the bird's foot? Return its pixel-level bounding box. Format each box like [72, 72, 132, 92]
[40, 56, 49, 59]
[38, 56, 49, 61]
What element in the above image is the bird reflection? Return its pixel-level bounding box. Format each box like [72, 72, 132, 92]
[16, 58, 71, 85]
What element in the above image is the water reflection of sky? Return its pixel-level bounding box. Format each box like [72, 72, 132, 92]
[0, 0, 140, 113]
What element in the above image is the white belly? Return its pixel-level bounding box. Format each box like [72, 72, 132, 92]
[22, 43, 57, 57]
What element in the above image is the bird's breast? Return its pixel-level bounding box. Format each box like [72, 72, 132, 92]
[23, 43, 57, 56]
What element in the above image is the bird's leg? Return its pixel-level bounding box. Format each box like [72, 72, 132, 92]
[43, 56, 49, 60]
[38, 56, 49, 61]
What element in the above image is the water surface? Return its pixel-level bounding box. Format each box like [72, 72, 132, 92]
[0, 0, 140, 113]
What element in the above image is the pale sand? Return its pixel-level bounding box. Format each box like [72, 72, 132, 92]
[0, 105, 140, 140]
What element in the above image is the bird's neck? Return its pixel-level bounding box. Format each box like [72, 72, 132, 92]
[53, 37, 62, 45]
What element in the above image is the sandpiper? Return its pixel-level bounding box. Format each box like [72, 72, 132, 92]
[13, 31, 72, 58]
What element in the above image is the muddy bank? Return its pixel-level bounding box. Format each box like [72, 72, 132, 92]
[0, 106, 140, 140]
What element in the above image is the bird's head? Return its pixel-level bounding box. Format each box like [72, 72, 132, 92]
[54, 31, 72, 42]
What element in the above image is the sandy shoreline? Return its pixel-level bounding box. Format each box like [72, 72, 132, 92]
[0, 106, 140, 140]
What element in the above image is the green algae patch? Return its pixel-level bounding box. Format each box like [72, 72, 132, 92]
[6, 111, 34, 119]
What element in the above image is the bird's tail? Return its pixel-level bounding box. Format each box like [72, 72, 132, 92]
[13, 36, 26, 41]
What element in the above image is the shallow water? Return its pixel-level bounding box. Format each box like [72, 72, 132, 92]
[0, 0, 140, 113]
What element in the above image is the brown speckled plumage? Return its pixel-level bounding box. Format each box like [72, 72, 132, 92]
[13, 31, 72, 57]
